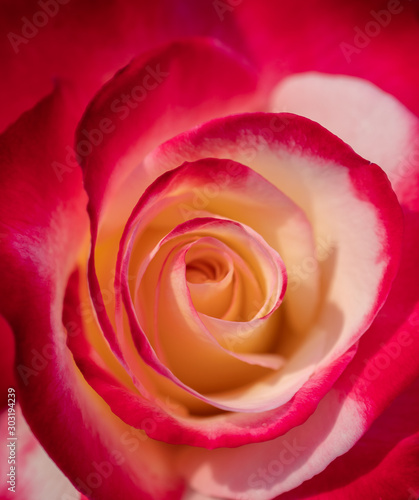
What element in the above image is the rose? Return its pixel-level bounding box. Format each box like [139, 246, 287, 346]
[1, 4, 419, 500]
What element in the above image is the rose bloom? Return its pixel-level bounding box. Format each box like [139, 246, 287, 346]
[1, 1, 419, 500]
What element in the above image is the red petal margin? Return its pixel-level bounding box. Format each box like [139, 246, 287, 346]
[234, 0, 419, 116]
[0, 85, 87, 322]
[78, 37, 259, 217]
[0, 90, 182, 498]
[278, 377, 419, 500]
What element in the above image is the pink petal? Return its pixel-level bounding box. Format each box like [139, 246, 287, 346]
[0, 84, 88, 324]
[0, 406, 84, 500]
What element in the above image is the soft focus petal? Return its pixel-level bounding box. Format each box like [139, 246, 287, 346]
[177, 387, 366, 499]
[235, 0, 419, 116]
[178, 377, 419, 500]
[270, 69, 419, 493]
[0, 0, 243, 132]
[269, 70, 419, 448]
[0, 406, 84, 500]
[0, 84, 87, 321]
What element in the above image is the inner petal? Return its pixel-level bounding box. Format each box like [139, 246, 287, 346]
[185, 240, 235, 318]
[112, 158, 321, 413]
[118, 217, 292, 411]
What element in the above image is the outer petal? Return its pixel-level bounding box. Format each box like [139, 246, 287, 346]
[0, 406, 85, 500]
[0, 91, 182, 498]
[270, 72, 419, 183]
[176, 387, 369, 499]
[272, 70, 419, 463]
[0, 0, 243, 133]
[0, 84, 87, 321]
[178, 378, 419, 500]
[278, 377, 419, 500]
[235, 0, 419, 116]
[78, 37, 259, 218]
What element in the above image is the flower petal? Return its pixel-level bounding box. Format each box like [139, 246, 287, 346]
[278, 377, 419, 500]
[78, 37, 259, 220]
[270, 72, 419, 184]
[0, 84, 87, 324]
[177, 387, 366, 499]
[235, 0, 419, 115]
[178, 377, 419, 499]
[270, 70, 419, 494]
[149, 111, 403, 395]
[0, 0, 243, 132]
[0, 406, 84, 500]
[0, 90, 182, 499]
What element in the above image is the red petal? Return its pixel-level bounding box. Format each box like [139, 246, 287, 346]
[235, 0, 419, 115]
[278, 377, 419, 499]
[0, 1, 242, 132]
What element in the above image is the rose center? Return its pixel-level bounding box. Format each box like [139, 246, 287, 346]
[185, 246, 230, 284]
[184, 241, 234, 318]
